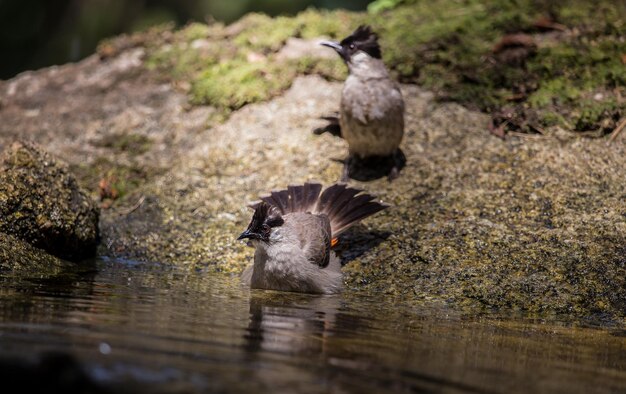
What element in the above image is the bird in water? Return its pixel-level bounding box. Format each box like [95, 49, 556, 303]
[319, 25, 405, 181]
[238, 182, 388, 294]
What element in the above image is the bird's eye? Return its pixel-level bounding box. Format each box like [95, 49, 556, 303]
[262, 224, 271, 235]
[349, 43, 355, 50]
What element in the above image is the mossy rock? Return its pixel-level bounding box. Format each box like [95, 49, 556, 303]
[0, 2, 624, 321]
[0, 232, 71, 275]
[95, 75, 626, 320]
[0, 141, 100, 262]
[145, 0, 623, 135]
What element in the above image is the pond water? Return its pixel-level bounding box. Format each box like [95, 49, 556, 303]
[0, 257, 624, 393]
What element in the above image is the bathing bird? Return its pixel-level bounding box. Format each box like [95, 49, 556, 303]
[238, 182, 388, 294]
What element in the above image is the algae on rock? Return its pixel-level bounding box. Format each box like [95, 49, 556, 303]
[0, 141, 100, 262]
[0, 232, 72, 276]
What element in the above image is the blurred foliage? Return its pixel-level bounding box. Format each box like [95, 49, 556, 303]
[367, 0, 405, 13]
[0, 0, 370, 79]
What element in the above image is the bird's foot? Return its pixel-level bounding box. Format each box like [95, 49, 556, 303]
[387, 166, 399, 181]
[340, 157, 352, 183]
[387, 149, 406, 182]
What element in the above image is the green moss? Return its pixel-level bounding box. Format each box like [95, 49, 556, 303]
[368, 0, 406, 14]
[179, 22, 211, 41]
[525, 33, 626, 131]
[373, 1, 494, 78]
[145, 7, 358, 111]
[182, 8, 358, 109]
[296, 8, 355, 40]
[574, 99, 621, 131]
[528, 77, 581, 107]
[368, 0, 624, 133]
[539, 111, 569, 128]
[147, 45, 205, 79]
[144, 0, 624, 133]
[145, 38, 223, 81]
[233, 13, 300, 53]
[292, 56, 347, 80]
[191, 59, 296, 109]
[143, 21, 229, 83]
[233, 9, 356, 53]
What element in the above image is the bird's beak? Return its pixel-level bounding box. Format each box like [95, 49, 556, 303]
[237, 229, 258, 241]
[320, 40, 342, 52]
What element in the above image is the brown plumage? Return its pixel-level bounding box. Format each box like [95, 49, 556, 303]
[321, 25, 405, 180]
[240, 182, 388, 293]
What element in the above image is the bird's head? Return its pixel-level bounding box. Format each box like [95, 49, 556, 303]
[237, 202, 284, 244]
[320, 25, 381, 64]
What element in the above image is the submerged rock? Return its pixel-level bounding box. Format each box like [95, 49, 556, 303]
[0, 141, 100, 262]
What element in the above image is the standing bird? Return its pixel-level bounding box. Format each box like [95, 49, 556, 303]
[238, 182, 388, 294]
[320, 25, 405, 181]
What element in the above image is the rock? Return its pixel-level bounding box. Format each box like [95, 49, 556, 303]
[275, 37, 336, 60]
[0, 141, 99, 261]
[0, 12, 624, 320]
[98, 75, 626, 319]
[0, 232, 71, 275]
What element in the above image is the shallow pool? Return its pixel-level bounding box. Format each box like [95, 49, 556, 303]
[0, 258, 624, 393]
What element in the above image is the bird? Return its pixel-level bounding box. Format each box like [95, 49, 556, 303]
[320, 25, 405, 181]
[238, 182, 389, 294]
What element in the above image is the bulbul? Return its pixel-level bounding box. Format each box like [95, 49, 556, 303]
[321, 25, 405, 180]
[238, 182, 388, 294]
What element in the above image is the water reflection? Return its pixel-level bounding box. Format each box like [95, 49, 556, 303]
[0, 258, 624, 393]
[241, 292, 492, 393]
[244, 292, 342, 354]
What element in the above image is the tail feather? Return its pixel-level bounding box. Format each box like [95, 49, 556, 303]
[334, 194, 376, 223]
[332, 200, 388, 235]
[303, 182, 323, 212]
[258, 182, 322, 215]
[253, 182, 387, 237]
[316, 184, 359, 221]
[287, 185, 305, 212]
[268, 190, 290, 213]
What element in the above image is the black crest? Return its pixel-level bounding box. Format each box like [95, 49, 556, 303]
[251, 202, 284, 228]
[238, 202, 284, 242]
[340, 25, 381, 59]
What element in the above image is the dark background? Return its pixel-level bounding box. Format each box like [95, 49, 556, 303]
[0, 0, 370, 80]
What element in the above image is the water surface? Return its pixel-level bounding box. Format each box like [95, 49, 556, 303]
[0, 258, 624, 393]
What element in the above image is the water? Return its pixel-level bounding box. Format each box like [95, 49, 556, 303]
[0, 258, 624, 393]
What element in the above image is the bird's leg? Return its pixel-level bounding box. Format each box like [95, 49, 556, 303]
[341, 155, 352, 182]
[388, 166, 399, 181]
[387, 149, 406, 182]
